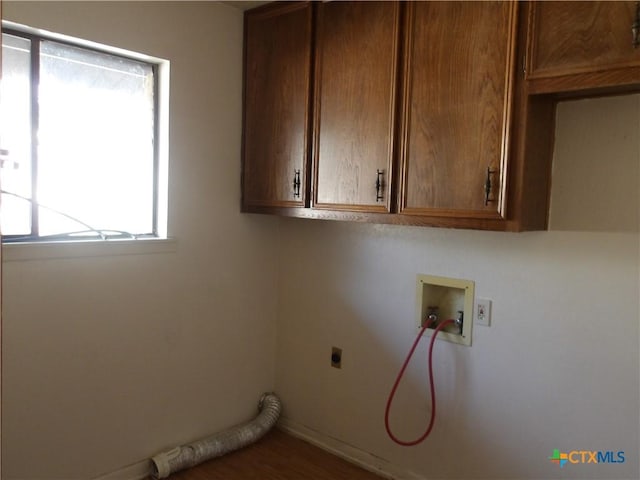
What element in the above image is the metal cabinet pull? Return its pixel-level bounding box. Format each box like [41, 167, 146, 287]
[375, 169, 384, 202]
[484, 167, 498, 206]
[633, 2, 640, 48]
[292, 169, 301, 198]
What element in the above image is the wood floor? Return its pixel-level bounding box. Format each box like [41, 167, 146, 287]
[153, 428, 386, 480]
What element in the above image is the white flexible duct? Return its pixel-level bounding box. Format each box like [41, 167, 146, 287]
[151, 392, 282, 479]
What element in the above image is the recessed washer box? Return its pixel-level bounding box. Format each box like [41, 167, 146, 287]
[416, 274, 474, 346]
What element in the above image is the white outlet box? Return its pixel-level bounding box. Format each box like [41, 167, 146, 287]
[476, 298, 492, 326]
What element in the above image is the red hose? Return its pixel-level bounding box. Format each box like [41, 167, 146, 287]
[384, 318, 455, 446]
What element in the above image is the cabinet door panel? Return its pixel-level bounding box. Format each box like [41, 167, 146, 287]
[400, 1, 516, 218]
[243, 3, 312, 209]
[313, 1, 399, 211]
[527, 1, 640, 79]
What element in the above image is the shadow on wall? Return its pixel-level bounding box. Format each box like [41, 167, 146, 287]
[548, 94, 640, 233]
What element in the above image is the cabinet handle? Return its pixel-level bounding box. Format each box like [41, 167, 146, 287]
[484, 167, 498, 206]
[633, 2, 640, 48]
[293, 169, 301, 198]
[375, 169, 384, 202]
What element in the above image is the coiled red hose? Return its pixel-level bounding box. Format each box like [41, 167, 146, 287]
[384, 318, 455, 446]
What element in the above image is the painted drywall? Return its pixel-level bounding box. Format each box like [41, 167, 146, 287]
[2, 2, 280, 479]
[549, 96, 639, 232]
[275, 95, 640, 479]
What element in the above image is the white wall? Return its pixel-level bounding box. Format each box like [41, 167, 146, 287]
[275, 95, 640, 479]
[2, 2, 280, 479]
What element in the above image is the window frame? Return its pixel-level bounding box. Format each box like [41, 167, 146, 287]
[1, 26, 162, 244]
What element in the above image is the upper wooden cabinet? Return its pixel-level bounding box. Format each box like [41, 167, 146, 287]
[312, 2, 400, 212]
[242, 1, 592, 231]
[242, 2, 312, 209]
[399, 1, 517, 220]
[526, 1, 640, 94]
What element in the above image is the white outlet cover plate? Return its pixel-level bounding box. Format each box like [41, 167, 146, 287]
[476, 298, 492, 326]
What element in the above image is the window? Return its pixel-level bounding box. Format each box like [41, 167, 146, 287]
[0, 27, 163, 242]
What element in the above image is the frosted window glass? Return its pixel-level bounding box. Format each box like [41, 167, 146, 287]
[37, 40, 155, 236]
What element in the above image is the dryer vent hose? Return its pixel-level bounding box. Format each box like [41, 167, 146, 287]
[151, 392, 282, 479]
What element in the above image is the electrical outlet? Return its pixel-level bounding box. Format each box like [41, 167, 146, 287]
[476, 298, 492, 326]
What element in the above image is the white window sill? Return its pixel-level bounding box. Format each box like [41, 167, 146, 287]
[2, 237, 177, 262]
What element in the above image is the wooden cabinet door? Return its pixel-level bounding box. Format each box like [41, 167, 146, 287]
[312, 1, 400, 212]
[242, 2, 312, 209]
[399, 2, 517, 219]
[527, 1, 640, 81]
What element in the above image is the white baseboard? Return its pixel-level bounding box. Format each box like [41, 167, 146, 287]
[278, 417, 424, 480]
[91, 459, 151, 480]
